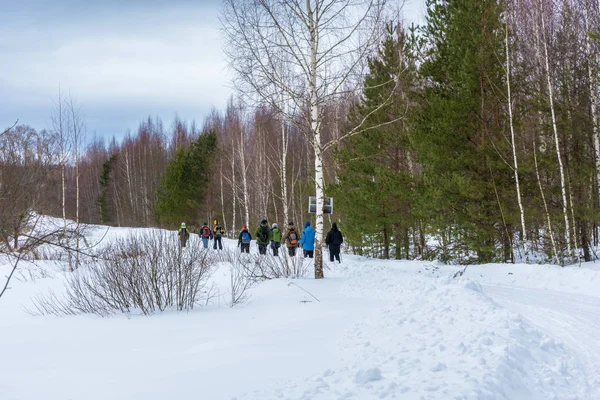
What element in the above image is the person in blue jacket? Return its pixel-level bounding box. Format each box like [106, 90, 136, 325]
[299, 221, 315, 258]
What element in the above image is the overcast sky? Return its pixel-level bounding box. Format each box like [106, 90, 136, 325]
[1, 0, 424, 141]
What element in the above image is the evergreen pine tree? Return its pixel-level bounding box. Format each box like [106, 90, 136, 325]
[332, 24, 418, 259]
[155, 130, 218, 226]
[414, 0, 511, 263]
[97, 153, 118, 224]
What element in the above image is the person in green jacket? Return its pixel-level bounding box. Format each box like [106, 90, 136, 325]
[255, 219, 272, 255]
[270, 223, 282, 256]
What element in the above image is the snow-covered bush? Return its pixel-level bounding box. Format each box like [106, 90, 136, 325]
[31, 231, 215, 316]
[216, 249, 311, 307]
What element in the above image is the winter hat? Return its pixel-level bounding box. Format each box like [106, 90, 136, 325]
[305, 221, 311, 228]
[332, 222, 337, 230]
[181, 222, 186, 228]
[272, 223, 278, 229]
[242, 225, 247, 230]
[203, 222, 208, 226]
[261, 219, 267, 224]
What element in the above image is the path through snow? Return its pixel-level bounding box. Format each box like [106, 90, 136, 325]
[238, 262, 592, 400]
[482, 284, 600, 399]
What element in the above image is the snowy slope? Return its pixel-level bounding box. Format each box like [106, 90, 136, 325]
[1, 223, 598, 400]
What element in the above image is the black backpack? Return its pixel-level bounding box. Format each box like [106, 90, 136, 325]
[259, 225, 268, 242]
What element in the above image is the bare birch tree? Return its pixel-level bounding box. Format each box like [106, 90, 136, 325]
[505, 9, 529, 263]
[51, 89, 70, 242]
[584, 1, 600, 213]
[222, 0, 389, 277]
[67, 95, 86, 270]
[537, 0, 573, 263]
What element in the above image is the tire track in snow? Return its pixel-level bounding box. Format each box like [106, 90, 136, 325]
[482, 284, 600, 399]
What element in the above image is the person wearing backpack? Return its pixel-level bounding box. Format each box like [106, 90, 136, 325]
[282, 221, 299, 257]
[325, 222, 344, 263]
[299, 221, 315, 258]
[213, 222, 225, 250]
[199, 222, 212, 249]
[255, 219, 272, 255]
[178, 222, 190, 248]
[270, 223, 282, 256]
[238, 225, 252, 253]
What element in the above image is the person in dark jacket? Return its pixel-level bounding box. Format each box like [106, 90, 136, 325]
[255, 219, 272, 255]
[238, 225, 252, 253]
[325, 222, 343, 263]
[199, 222, 212, 249]
[299, 221, 315, 258]
[213, 223, 225, 250]
[282, 221, 299, 257]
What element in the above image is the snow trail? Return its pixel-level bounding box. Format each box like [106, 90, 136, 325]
[238, 262, 589, 399]
[482, 284, 600, 399]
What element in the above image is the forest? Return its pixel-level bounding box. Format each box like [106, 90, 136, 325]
[2, 0, 599, 267]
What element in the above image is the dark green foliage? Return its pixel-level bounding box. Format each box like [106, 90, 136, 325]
[413, 0, 509, 263]
[97, 153, 118, 224]
[155, 130, 218, 227]
[332, 24, 419, 259]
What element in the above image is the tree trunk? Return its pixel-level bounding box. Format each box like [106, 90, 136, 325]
[281, 118, 289, 226]
[533, 133, 559, 263]
[539, 0, 573, 263]
[584, 3, 600, 244]
[308, 2, 324, 279]
[231, 136, 237, 235]
[506, 20, 529, 263]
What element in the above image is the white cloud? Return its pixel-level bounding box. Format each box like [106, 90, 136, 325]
[1, 0, 231, 136]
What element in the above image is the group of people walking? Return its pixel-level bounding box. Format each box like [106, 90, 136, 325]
[178, 218, 344, 263]
[177, 220, 225, 250]
[237, 219, 343, 262]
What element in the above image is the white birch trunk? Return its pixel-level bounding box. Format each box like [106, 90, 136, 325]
[75, 153, 80, 269]
[539, 0, 573, 263]
[505, 21, 529, 263]
[125, 149, 135, 216]
[142, 147, 149, 225]
[308, 1, 324, 278]
[585, 4, 600, 217]
[281, 118, 289, 225]
[220, 156, 227, 234]
[231, 136, 237, 235]
[534, 134, 559, 263]
[239, 121, 250, 228]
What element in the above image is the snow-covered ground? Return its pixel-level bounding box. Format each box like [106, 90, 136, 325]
[1, 221, 599, 400]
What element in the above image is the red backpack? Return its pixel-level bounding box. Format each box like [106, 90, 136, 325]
[202, 226, 211, 238]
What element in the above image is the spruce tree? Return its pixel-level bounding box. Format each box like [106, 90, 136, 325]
[332, 24, 418, 259]
[97, 153, 118, 224]
[155, 130, 218, 226]
[414, 0, 511, 263]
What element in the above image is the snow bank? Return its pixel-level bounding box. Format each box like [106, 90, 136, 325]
[237, 262, 589, 400]
[1, 222, 596, 399]
[458, 262, 600, 298]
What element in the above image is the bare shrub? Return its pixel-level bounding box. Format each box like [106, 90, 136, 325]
[216, 249, 312, 308]
[30, 231, 215, 316]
